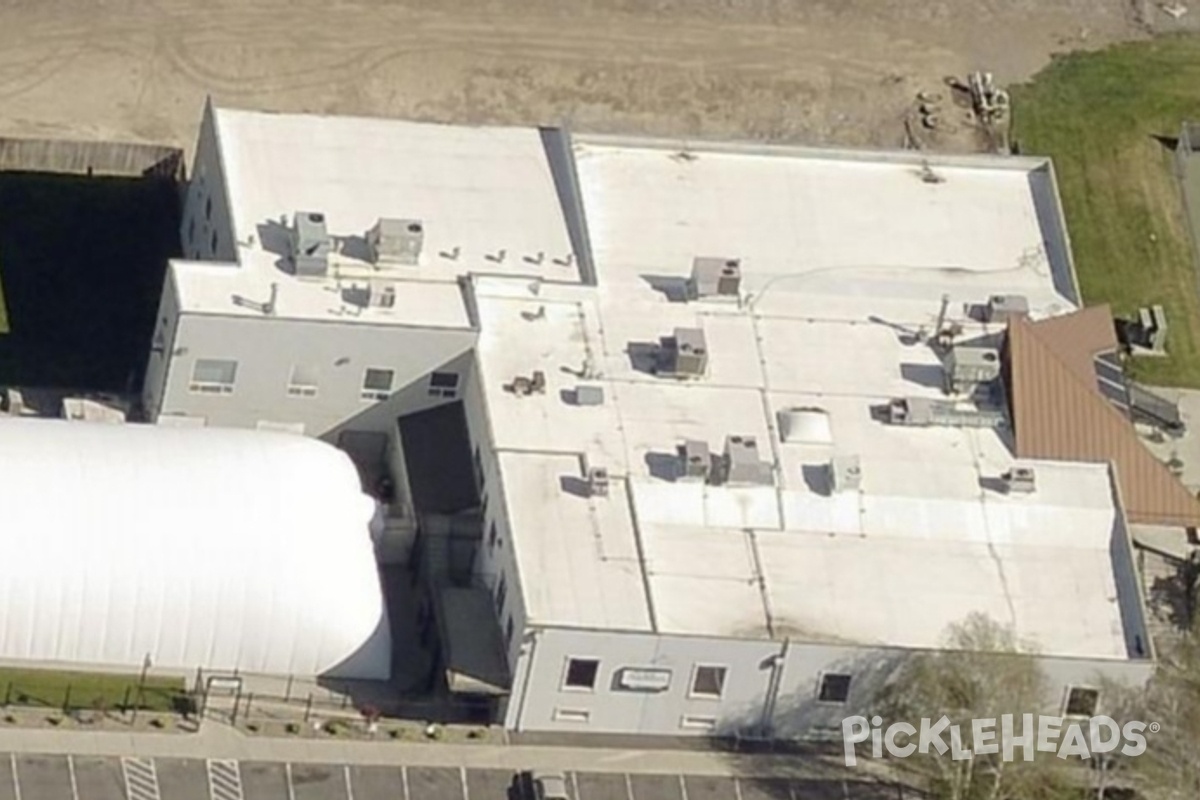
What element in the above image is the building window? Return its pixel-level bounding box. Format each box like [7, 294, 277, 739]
[361, 368, 395, 401]
[817, 673, 853, 704]
[481, 492, 489, 516]
[690, 665, 727, 699]
[488, 521, 498, 549]
[1065, 687, 1099, 717]
[205, 196, 213, 221]
[189, 358, 238, 394]
[495, 573, 507, 615]
[428, 371, 460, 399]
[505, 616, 515, 648]
[287, 365, 319, 398]
[210, 230, 218, 253]
[563, 658, 601, 691]
[680, 714, 717, 731]
[474, 446, 485, 489]
[552, 708, 591, 723]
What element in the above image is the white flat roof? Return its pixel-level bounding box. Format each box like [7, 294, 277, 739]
[473, 139, 1138, 660]
[172, 107, 585, 328]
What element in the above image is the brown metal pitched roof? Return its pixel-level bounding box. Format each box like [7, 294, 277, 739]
[1006, 309, 1200, 528]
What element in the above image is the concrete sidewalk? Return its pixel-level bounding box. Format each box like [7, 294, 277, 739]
[0, 720, 861, 780]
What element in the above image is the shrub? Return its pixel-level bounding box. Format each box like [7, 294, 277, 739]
[46, 716, 61, 726]
[323, 721, 341, 736]
[388, 728, 402, 740]
[246, 722, 259, 733]
[2, 714, 14, 724]
[148, 718, 164, 729]
[285, 722, 300, 735]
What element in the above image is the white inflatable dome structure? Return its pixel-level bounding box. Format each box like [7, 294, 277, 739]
[0, 418, 390, 679]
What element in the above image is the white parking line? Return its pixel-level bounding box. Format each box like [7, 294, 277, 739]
[67, 756, 79, 800]
[571, 772, 581, 800]
[678, 775, 689, 800]
[732, 777, 744, 800]
[206, 759, 244, 800]
[283, 763, 296, 800]
[121, 757, 162, 800]
[459, 767, 469, 800]
[9, 754, 20, 800]
[343, 765, 355, 800]
[400, 765, 410, 800]
[624, 774, 634, 800]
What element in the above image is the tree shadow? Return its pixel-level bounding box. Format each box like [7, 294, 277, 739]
[1148, 558, 1199, 632]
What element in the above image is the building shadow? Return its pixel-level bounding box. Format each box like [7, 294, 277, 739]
[645, 451, 681, 481]
[641, 274, 690, 303]
[899, 363, 945, 390]
[626, 341, 661, 375]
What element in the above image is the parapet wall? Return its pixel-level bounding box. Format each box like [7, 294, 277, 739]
[0, 137, 184, 180]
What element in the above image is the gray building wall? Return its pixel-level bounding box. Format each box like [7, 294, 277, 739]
[181, 99, 238, 263]
[149, 313, 476, 436]
[506, 626, 1154, 740]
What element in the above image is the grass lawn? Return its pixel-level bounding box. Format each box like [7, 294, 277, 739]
[0, 667, 186, 712]
[1012, 36, 1200, 387]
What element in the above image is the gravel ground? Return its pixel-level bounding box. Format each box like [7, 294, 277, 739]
[0, 0, 1146, 155]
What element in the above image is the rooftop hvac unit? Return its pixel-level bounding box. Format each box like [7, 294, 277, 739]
[720, 434, 773, 486]
[586, 465, 610, 497]
[986, 294, 1029, 324]
[291, 211, 332, 277]
[659, 327, 708, 378]
[690, 257, 742, 299]
[828, 455, 862, 493]
[574, 385, 605, 406]
[946, 344, 1001, 394]
[367, 218, 424, 266]
[368, 281, 397, 309]
[1003, 466, 1037, 494]
[678, 439, 711, 482]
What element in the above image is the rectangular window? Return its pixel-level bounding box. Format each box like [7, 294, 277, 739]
[205, 196, 213, 221]
[680, 714, 717, 731]
[1065, 686, 1099, 717]
[690, 665, 727, 699]
[505, 616, 515, 649]
[474, 446, 485, 489]
[488, 521, 498, 549]
[361, 368, 395, 401]
[286, 365, 319, 397]
[210, 230, 218, 253]
[481, 492, 489, 516]
[563, 658, 600, 691]
[817, 673, 853, 704]
[552, 708, 591, 723]
[189, 358, 238, 394]
[428, 371, 460, 399]
[495, 573, 507, 615]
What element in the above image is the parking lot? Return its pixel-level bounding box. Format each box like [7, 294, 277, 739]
[0, 754, 924, 800]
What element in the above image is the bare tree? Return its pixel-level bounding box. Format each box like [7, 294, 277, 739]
[1121, 634, 1200, 800]
[872, 613, 1074, 800]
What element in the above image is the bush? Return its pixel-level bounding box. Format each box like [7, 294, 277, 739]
[246, 722, 259, 733]
[45, 716, 61, 726]
[323, 721, 341, 736]
[148, 718, 164, 729]
[2, 714, 14, 724]
[285, 722, 300, 735]
[388, 728, 402, 740]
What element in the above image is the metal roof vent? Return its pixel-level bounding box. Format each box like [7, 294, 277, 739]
[717, 435, 773, 486]
[1002, 466, 1037, 494]
[658, 327, 708, 378]
[678, 439, 711, 482]
[986, 294, 1029, 324]
[828, 455, 862, 493]
[946, 344, 1001, 394]
[690, 257, 742, 299]
[291, 211, 332, 277]
[586, 465, 610, 497]
[367, 218, 424, 266]
[778, 407, 833, 445]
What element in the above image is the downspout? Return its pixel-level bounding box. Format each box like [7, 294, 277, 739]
[513, 628, 540, 734]
[758, 639, 789, 740]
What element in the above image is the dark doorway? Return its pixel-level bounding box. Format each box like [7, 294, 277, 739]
[397, 401, 478, 514]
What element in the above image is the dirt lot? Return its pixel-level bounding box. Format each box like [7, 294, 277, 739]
[0, 0, 1146, 154]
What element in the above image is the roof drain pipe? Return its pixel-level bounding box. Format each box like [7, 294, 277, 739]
[757, 640, 789, 741]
